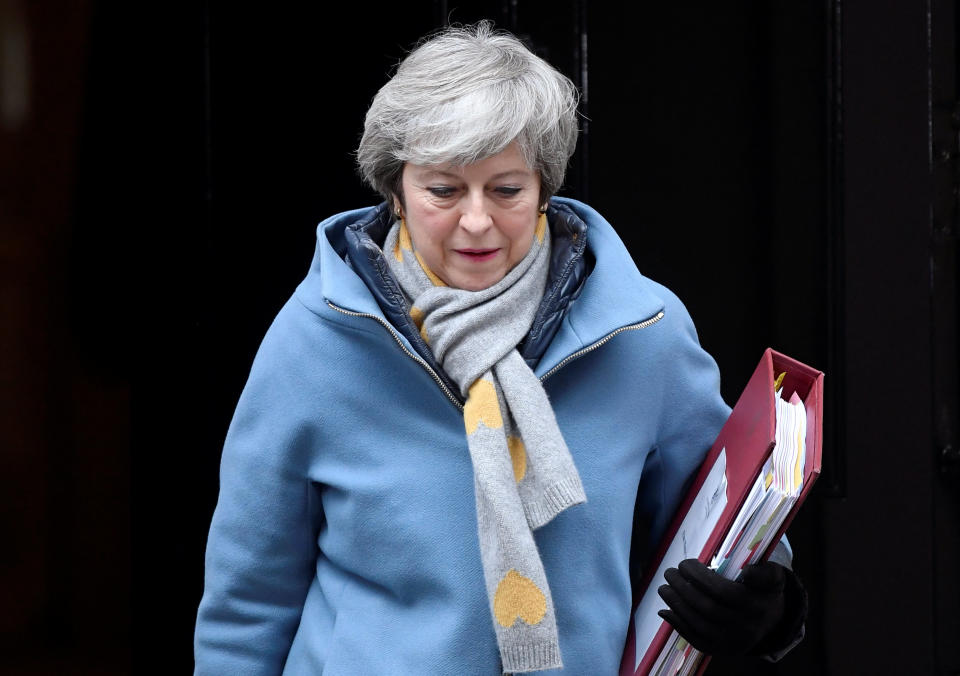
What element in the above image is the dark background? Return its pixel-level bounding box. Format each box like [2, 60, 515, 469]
[1, 1, 958, 674]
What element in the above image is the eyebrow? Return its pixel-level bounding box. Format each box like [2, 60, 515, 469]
[416, 168, 533, 181]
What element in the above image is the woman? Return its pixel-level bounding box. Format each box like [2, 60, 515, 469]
[194, 22, 806, 675]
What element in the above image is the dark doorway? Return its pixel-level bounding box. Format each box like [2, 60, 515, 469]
[3, 1, 957, 674]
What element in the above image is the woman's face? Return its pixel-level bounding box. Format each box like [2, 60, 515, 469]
[398, 142, 542, 291]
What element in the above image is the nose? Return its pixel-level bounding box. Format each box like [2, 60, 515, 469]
[459, 194, 493, 235]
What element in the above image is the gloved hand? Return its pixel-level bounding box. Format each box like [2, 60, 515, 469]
[657, 559, 793, 657]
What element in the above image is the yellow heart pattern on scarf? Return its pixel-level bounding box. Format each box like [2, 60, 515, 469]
[415, 251, 447, 287]
[507, 435, 526, 482]
[464, 379, 503, 434]
[393, 220, 413, 262]
[535, 212, 547, 243]
[493, 569, 547, 627]
[409, 306, 428, 343]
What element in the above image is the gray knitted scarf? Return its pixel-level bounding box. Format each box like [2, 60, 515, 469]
[383, 214, 586, 673]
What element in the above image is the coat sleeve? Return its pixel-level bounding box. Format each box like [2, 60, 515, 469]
[194, 314, 323, 675]
[634, 286, 731, 558]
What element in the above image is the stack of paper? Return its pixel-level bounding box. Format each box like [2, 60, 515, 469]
[711, 387, 807, 575]
[646, 381, 808, 676]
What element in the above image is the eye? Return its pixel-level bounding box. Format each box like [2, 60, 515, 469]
[494, 186, 522, 197]
[427, 186, 457, 198]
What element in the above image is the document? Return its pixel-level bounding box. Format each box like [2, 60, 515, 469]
[712, 387, 806, 575]
[632, 449, 728, 670]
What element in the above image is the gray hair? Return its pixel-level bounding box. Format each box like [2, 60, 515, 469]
[357, 21, 580, 205]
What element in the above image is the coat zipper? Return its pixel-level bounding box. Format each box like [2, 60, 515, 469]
[539, 310, 665, 382]
[326, 300, 665, 407]
[326, 300, 465, 410]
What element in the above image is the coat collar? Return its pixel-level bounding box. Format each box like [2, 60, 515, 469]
[296, 198, 665, 382]
[534, 198, 665, 378]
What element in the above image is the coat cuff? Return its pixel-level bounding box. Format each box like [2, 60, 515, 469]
[752, 564, 808, 661]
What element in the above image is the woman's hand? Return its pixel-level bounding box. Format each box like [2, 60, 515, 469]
[656, 559, 795, 656]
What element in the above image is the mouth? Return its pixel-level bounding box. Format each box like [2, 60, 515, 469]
[454, 248, 500, 262]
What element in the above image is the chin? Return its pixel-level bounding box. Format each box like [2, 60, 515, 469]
[456, 274, 502, 291]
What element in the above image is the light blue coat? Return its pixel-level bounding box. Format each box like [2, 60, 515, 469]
[194, 198, 736, 674]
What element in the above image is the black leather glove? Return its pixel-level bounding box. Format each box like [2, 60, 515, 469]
[657, 559, 803, 657]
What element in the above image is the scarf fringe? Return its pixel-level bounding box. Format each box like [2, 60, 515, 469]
[500, 640, 563, 673]
[523, 475, 586, 529]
